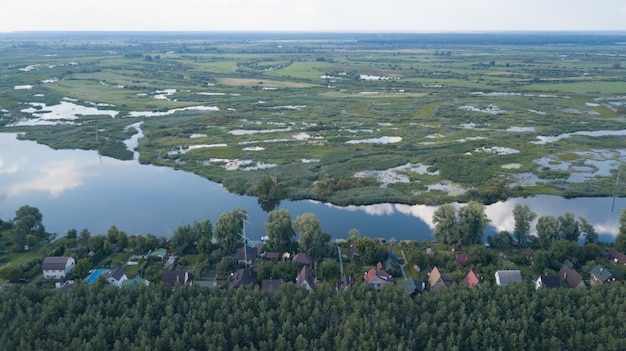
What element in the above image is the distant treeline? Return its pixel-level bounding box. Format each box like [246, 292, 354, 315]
[3, 31, 626, 46]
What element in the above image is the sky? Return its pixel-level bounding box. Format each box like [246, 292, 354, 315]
[1, 0, 626, 33]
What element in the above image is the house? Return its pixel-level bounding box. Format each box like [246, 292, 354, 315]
[103, 267, 127, 287]
[234, 245, 258, 266]
[296, 266, 317, 291]
[382, 252, 400, 272]
[589, 264, 622, 285]
[55, 280, 75, 293]
[122, 275, 150, 288]
[403, 277, 424, 298]
[558, 264, 585, 288]
[495, 270, 522, 286]
[150, 248, 167, 259]
[456, 253, 473, 266]
[364, 266, 392, 291]
[428, 266, 451, 292]
[163, 270, 190, 287]
[264, 252, 280, 261]
[535, 275, 560, 290]
[42, 256, 76, 280]
[261, 279, 282, 293]
[607, 249, 626, 265]
[228, 268, 256, 289]
[293, 252, 312, 267]
[464, 270, 481, 289]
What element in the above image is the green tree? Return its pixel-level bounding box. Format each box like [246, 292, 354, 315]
[512, 204, 536, 244]
[456, 201, 489, 246]
[171, 224, 198, 252]
[264, 209, 296, 253]
[79, 228, 91, 246]
[215, 209, 246, 254]
[432, 204, 457, 244]
[0, 263, 22, 282]
[578, 217, 598, 244]
[72, 258, 93, 279]
[354, 237, 386, 265]
[194, 219, 212, 240]
[615, 209, 626, 252]
[66, 228, 78, 240]
[107, 225, 120, 243]
[487, 231, 513, 248]
[11, 205, 45, 252]
[14, 205, 45, 237]
[293, 213, 330, 258]
[116, 230, 128, 250]
[558, 212, 580, 242]
[536, 215, 560, 249]
[348, 228, 360, 242]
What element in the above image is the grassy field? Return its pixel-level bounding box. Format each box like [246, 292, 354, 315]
[1, 33, 625, 206]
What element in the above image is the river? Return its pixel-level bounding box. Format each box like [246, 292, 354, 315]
[0, 133, 623, 242]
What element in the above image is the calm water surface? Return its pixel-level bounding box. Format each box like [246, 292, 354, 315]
[0, 133, 624, 242]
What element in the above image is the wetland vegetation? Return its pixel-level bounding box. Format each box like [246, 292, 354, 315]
[1, 32, 625, 207]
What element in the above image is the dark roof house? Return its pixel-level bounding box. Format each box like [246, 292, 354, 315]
[403, 277, 424, 298]
[607, 249, 626, 265]
[228, 268, 257, 289]
[535, 275, 561, 290]
[234, 246, 258, 266]
[293, 252, 312, 267]
[163, 270, 190, 287]
[456, 253, 473, 266]
[261, 279, 282, 293]
[558, 264, 585, 288]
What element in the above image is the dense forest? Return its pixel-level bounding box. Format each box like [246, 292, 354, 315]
[2, 281, 626, 350]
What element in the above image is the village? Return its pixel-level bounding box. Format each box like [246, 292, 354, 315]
[37, 232, 626, 296]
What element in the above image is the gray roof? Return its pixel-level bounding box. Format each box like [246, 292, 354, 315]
[495, 270, 522, 286]
[590, 264, 614, 282]
[103, 268, 126, 281]
[42, 257, 72, 271]
[403, 277, 424, 295]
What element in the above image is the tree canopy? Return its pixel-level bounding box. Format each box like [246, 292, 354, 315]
[513, 204, 536, 244]
[263, 209, 296, 254]
[215, 209, 246, 254]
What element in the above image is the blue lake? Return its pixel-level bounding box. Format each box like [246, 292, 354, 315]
[0, 133, 624, 242]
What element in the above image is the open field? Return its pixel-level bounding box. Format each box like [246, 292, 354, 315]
[1, 32, 625, 206]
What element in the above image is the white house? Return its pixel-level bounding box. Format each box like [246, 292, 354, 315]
[102, 268, 128, 287]
[42, 257, 76, 280]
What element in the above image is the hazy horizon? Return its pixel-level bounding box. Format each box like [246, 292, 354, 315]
[2, 0, 626, 33]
